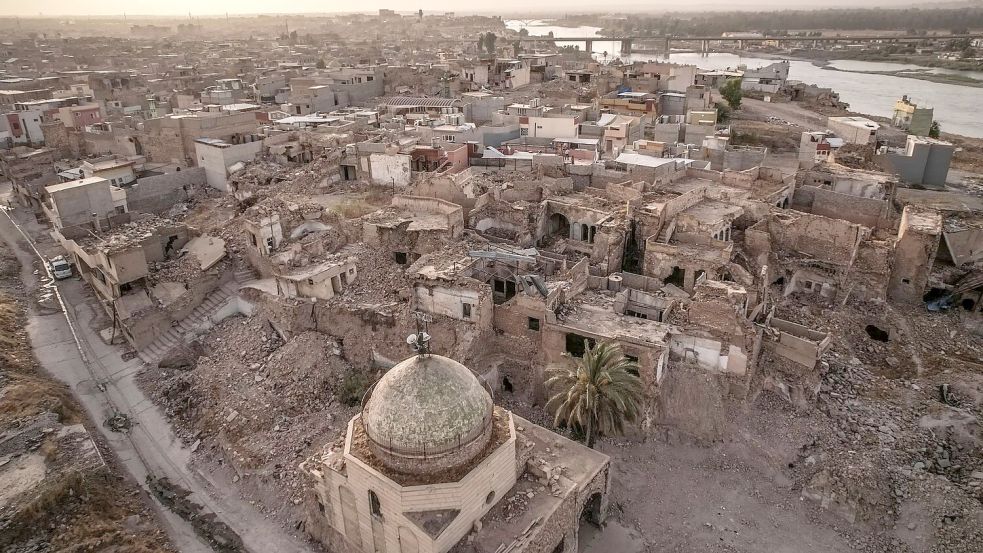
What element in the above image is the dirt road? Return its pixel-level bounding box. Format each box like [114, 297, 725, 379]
[0, 196, 314, 553]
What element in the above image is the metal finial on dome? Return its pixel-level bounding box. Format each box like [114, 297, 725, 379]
[408, 311, 433, 356]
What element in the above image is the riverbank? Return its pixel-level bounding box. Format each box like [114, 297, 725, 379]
[812, 60, 983, 88]
[719, 49, 983, 87]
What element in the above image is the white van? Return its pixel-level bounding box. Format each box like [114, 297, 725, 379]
[49, 256, 73, 280]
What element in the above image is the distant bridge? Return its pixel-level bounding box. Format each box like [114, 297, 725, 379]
[514, 33, 983, 55]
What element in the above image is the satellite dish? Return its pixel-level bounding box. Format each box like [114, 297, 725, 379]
[406, 334, 418, 345]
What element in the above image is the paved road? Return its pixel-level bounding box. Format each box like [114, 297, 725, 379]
[0, 196, 312, 553]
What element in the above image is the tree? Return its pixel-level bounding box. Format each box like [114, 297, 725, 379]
[720, 78, 743, 110]
[519, 28, 529, 37]
[929, 121, 941, 139]
[316, 58, 326, 69]
[484, 32, 497, 55]
[715, 101, 732, 123]
[545, 341, 643, 449]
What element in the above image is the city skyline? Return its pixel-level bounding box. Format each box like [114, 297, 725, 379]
[0, 0, 976, 17]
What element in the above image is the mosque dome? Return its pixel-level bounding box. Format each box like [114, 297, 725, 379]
[361, 354, 494, 475]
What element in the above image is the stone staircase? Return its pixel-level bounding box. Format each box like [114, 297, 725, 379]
[657, 217, 677, 244]
[138, 267, 257, 365]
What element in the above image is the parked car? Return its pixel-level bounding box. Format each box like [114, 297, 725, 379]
[49, 255, 73, 280]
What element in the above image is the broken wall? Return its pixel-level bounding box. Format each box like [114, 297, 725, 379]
[792, 185, 890, 229]
[126, 168, 206, 214]
[767, 211, 866, 266]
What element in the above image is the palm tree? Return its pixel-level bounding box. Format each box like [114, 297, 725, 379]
[545, 341, 643, 448]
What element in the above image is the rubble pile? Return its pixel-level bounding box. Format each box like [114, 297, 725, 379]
[150, 252, 217, 285]
[335, 243, 410, 306]
[783, 306, 983, 551]
[140, 314, 361, 527]
[228, 160, 289, 190]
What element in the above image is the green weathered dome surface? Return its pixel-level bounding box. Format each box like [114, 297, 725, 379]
[363, 354, 493, 457]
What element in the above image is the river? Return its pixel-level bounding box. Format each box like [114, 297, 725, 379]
[505, 20, 983, 138]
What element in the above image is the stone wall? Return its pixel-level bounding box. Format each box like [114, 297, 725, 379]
[792, 185, 890, 229]
[126, 168, 206, 214]
[252, 295, 493, 371]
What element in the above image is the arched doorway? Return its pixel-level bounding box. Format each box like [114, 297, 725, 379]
[548, 213, 571, 239]
[581, 492, 603, 526]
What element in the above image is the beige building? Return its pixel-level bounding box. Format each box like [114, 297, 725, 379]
[81, 156, 137, 187]
[301, 352, 610, 553]
[42, 177, 127, 235]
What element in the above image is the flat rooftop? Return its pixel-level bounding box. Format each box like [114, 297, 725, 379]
[561, 296, 673, 346]
[84, 158, 135, 171]
[45, 176, 107, 194]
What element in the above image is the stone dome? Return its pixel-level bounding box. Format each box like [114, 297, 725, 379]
[361, 354, 494, 475]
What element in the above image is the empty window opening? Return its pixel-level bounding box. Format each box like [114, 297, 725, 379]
[625, 309, 647, 320]
[394, 251, 408, 264]
[502, 376, 513, 393]
[462, 303, 472, 318]
[961, 298, 976, 311]
[565, 333, 596, 358]
[492, 278, 516, 303]
[865, 325, 890, 342]
[527, 317, 540, 331]
[317, 499, 325, 514]
[368, 490, 382, 518]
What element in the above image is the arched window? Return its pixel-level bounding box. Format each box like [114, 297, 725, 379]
[368, 490, 382, 518]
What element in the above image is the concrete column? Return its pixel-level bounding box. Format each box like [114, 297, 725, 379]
[683, 268, 696, 293]
[663, 37, 671, 58]
[585, 39, 593, 53]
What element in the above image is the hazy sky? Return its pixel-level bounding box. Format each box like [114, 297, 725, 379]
[0, 0, 961, 16]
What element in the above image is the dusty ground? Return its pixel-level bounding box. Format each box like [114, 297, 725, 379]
[602, 294, 981, 553]
[732, 98, 909, 152]
[486, 285, 983, 553]
[0, 210, 176, 553]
